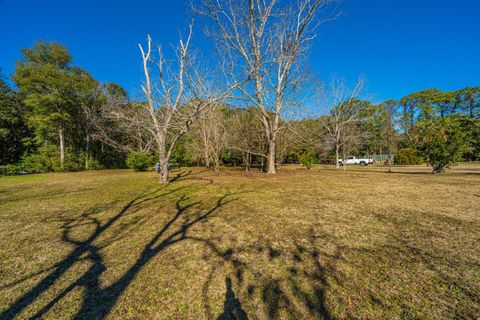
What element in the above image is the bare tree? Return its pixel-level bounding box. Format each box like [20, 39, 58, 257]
[197, 0, 337, 174]
[318, 77, 364, 169]
[225, 108, 267, 171]
[339, 122, 367, 170]
[94, 101, 156, 155]
[137, 22, 245, 183]
[187, 104, 228, 172]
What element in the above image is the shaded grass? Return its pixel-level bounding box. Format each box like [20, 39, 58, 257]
[0, 167, 479, 319]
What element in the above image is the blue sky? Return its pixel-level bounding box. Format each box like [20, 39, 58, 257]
[1, 0, 479, 102]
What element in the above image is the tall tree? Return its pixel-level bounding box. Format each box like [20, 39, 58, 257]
[381, 100, 397, 170]
[197, 0, 335, 174]
[0, 71, 32, 165]
[114, 26, 242, 183]
[13, 41, 87, 168]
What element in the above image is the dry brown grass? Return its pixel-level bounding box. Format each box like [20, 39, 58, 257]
[0, 166, 479, 319]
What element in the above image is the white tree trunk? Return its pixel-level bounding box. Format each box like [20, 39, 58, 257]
[85, 133, 90, 170]
[59, 127, 65, 169]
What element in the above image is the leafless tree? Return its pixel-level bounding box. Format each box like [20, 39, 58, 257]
[225, 108, 267, 171]
[187, 104, 228, 172]
[318, 77, 364, 169]
[339, 122, 367, 170]
[196, 0, 337, 174]
[94, 101, 156, 155]
[135, 21, 245, 183]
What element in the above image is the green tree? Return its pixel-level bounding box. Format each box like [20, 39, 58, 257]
[416, 117, 470, 173]
[0, 71, 32, 165]
[13, 41, 86, 169]
[359, 101, 387, 158]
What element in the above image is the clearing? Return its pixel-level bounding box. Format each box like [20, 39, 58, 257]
[0, 167, 479, 319]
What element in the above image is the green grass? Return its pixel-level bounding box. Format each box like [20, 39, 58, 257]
[1, 167, 479, 319]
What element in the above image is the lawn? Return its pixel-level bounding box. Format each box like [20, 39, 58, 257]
[0, 167, 479, 319]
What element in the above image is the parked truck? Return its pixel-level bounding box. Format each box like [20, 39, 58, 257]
[339, 156, 374, 166]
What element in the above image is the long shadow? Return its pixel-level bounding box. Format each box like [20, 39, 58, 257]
[70, 192, 234, 319]
[216, 277, 248, 320]
[3, 186, 236, 319]
[0, 186, 180, 320]
[195, 230, 342, 320]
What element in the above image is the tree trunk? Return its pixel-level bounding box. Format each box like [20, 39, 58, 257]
[159, 159, 169, 184]
[266, 139, 276, 174]
[59, 127, 65, 169]
[388, 148, 393, 173]
[342, 145, 347, 171]
[335, 144, 340, 169]
[85, 133, 90, 170]
[244, 153, 250, 172]
[158, 144, 169, 184]
[204, 149, 210, 168]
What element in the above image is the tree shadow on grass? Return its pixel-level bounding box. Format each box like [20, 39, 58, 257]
[1, 186, 237, 320]
[196, 231, 352, 320]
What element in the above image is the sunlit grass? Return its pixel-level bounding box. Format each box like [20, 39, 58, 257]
[1, 167, 479, 319]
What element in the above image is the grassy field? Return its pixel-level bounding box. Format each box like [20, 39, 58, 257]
[0, 166, 479, 319]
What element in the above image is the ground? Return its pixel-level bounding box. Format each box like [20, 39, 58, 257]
[0, 166, 479, 319]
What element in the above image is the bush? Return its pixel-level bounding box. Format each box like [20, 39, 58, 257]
[19, 146, 85, 172]
[19, 145, 58, 172]
[0, 164, 21, 176]
[126, 152, 153, 171]
[395, 148, 423, 165]
[85, 157, 105, 170]
[299, 151, 316, 169]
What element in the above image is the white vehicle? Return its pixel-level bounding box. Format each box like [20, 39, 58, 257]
[339, 156, 373, 166]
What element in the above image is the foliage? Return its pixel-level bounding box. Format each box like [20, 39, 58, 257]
[0, 71, 33, 165]
[298, 150, 317, 169]
[416, 117, 471, 172]
[19, 145, 59, 172]
[170, 140, 194, 166]
[2, 40, 480, 175]
[126, 152, 153, 171]
[18, 145, 85, 172]
[221, 150, 243, 166]
[395, 148, 423, 165]
[0, 164, 22, 176]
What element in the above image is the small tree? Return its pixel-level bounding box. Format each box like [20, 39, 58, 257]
[299, 150, 316, 169]
[416, 117, 470, 173]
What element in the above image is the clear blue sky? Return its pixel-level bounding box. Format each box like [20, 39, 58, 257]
[1, 0, 479, 102]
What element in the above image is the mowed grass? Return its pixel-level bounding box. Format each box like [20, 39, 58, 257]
[0, 167, 479, 319]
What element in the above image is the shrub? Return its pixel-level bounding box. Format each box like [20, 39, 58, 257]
[395, 148, 423, 165]
[126, 152, 153, 171]
[299, 151, 316, 169]
[85, 157, 105, 170]
[19, 145, 58, 172]
[0, 164, 20, 176]
[19, 146, 85, 172]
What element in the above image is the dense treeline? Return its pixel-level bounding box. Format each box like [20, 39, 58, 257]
[1, 40, 479, 176]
